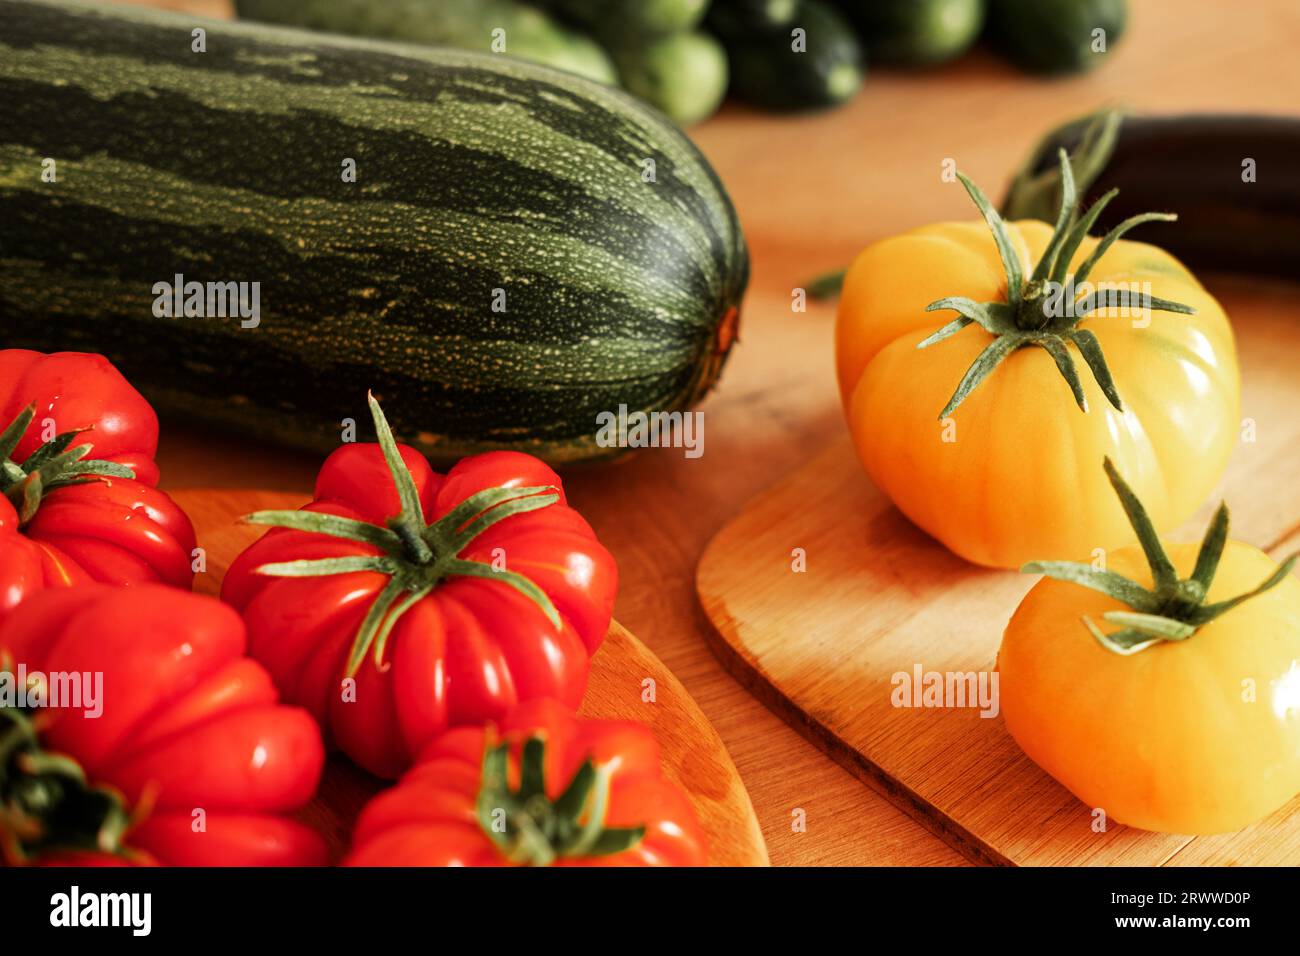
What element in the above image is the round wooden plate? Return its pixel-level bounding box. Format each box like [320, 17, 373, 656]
[175, 488, 768, 866]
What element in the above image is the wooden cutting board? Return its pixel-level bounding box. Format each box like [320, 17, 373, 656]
[696, 289, 1300, 866]
[177, 488, 768, 866]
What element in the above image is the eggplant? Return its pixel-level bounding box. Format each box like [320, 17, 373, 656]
[1002, 110, 1300, 278]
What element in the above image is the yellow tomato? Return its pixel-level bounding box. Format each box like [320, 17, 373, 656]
[836, 188, 1239, 569]
[999, 540, 1300, 834]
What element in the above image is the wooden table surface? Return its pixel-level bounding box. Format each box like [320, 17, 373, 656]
[125, 0, 1300, 865]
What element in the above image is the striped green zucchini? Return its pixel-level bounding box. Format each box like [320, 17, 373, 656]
[0, 0, 748, 464]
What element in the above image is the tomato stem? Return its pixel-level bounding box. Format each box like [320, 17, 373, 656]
[390, 515, 434, 565]
[804, 267, 847, 300]
[917, 117, 1195, 420]
[475, 734, 644, 865]
[242, 394, 563, 676]
[1022, 459, 1299, 655]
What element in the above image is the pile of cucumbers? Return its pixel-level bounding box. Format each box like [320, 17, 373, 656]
[236, 0, 729, 124]
[235, 0, 1128, 123]
[710, 0, 1128, 113]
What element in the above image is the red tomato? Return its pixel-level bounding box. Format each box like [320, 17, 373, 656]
[0, 350, 196, 621]
[0, 585, 326, 866]
[345, 698, 707, 866]
[222, 398, 618, 779]
[0, 350, 160, 482]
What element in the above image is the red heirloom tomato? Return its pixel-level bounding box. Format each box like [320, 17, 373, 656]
[222, 396, 618, 779]
[0, 350, 196, 621]
[0, 585, 327, 866]
[345, 698, 707, 866]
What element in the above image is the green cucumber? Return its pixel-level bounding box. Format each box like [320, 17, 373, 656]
[986, 0, 1126, 75]
[725, 0, 864, 112]
[707, 0, 800, 37]
[545, 0, 710, 36]
[608, 31, 729, 126]
[0, 0, 748, 464]
[837, 0, 984, 67]
[235, 0, 618, 84]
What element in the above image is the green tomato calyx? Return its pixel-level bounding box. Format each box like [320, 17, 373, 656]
[476, 735, 645, 866]
[242, 393, 562, 677]
[917, 127, 1195, 420]
[0, 404, 136, 526]
[0, 702, 137, 864]
[1022, 459, 1299, 656]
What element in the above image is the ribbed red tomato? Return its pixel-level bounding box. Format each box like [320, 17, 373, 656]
[221, 397, 617, 779]
[0, 585, 326, 866]
[0, 350, 196, 622]
[345, 698, 707, 866]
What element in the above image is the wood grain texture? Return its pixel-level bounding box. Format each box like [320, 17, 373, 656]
[132, 0, 1300, 863]
[697, 299, 1300, 866]
[174, 488, 768, 867]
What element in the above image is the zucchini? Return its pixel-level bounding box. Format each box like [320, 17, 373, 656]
[545, 0, 710, 36]
[0, 0, 748, 464]
[235, 0, 618, 85]
[986, 0, 1126, 75]
[725, 0, 864, 112]
[1003, 110, 1300, 279]
[837, 0, 983, 67]
[706, 0, 799, 36]
[608, 31, 729, 126]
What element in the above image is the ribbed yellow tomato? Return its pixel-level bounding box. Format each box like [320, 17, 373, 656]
[998, 461, 1300, 834]
[835, 168, 1239, 569]
[1002, 541, 1300, 834]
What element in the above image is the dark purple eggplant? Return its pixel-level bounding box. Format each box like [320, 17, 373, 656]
[1001, 109, 1300, 278]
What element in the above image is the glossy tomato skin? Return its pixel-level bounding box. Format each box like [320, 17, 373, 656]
[1, 585, 327, 866]
[999, 543, 1300, 834]
[0, 351, 196, 620]
[345, 698, 707, 866]
[222, 445, 617, 779]
[0, 350, 160, 484]
[0, 495, 94, 617]
[836, 221, 1239, 569]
